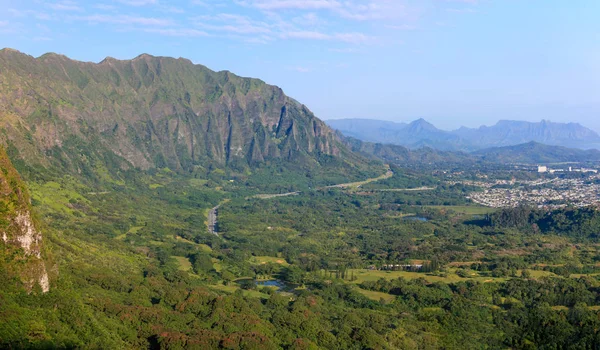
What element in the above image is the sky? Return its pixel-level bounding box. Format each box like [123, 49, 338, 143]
[1, 0, 599, 131]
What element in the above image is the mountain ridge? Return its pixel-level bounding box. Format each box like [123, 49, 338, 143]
[0, 48, 376, 181]
[327, 118, 600, 151]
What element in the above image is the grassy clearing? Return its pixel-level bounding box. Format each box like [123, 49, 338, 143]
[30, 180, 90, 216]
[175, 236, 213, 252]
[209, 284, 270, 299]
[355, 287, 396, 303]
[189, 178, 208, 187]
[212, 258, 223, 272]
[348, 269, 507, 284]
[347, 268, 563, 285]
[525, 270, 557, 278]
[250, 256, 289, 266]
[173, 256, 192, 272]
[426, 205, 496, 215]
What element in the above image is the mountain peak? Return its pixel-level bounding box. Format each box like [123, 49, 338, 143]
[407, 118, 438, 132]
[1, 47, 23, 54]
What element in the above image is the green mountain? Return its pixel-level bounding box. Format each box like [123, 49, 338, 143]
[0, 146, 49, 294]
[0, 49, 370, 181]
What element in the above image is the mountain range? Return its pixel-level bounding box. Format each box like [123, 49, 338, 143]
[328, 118, 600, 152]
[0, 48, 374, 182]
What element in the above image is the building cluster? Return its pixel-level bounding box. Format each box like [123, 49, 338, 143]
[538, 165, 598, 174]
[466, 175, 600, 208]
[368, 264, 424, 271]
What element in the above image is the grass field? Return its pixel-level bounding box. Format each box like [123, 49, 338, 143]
[426, 205, 496, 215]
[348, 269, 507, 284]
[173, 256, 192, 272]
[209, 283, 270, 299]
[250, 256, 289, 266]
[175, 236, 213, 252]
[355, 287, 396, 303]
[347, 268, 562, 285]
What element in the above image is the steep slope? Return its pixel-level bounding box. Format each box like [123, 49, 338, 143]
[0, 146, 49, 293]
[0, 49, 360, 177]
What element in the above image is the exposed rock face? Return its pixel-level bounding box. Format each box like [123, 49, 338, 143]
[0, 49, 342, 173]
[0, 146, 49, 293]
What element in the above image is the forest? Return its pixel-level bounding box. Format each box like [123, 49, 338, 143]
[3, 150, 600, 349]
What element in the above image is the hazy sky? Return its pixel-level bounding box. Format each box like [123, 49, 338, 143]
[1, 0, 599, 131]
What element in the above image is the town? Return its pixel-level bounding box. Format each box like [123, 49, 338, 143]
[464, 174, 600, 208]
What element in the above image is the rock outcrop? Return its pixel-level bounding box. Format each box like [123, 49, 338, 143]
[0, 146, 49, 293]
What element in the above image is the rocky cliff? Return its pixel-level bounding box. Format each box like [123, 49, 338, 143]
[0, 146, 49, 293]
[0, 49, 344, 174]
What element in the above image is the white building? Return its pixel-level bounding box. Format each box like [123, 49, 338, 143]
[538, 166, 548, 173]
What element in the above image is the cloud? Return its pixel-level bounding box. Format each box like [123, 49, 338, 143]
[46, 1, 83, 11]
[74, 14, 172, 26]
[240, 0, 416, 22]
[446, 0, 478, 3]
[33, 36, 53, 41]
[193, 14, 272, 34]
[93, 4, 117, 10]
[143, 28, 209, 37]
[239, 0, 342, 10]
[329, 47, 359, 53]
[7, 8, 52, 20]
[287, 66, 312, 73]
[386, 24, 416, 30]
[282, 30, 371, 44]
[447, 8, 477, 13]
[0, 21, 8, 27]
[118, 0, 158, 6]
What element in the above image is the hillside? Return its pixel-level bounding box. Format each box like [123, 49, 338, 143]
[328, 118, 600, 151]
[0, 49, 374, 182]
[0, 146, 49, 293]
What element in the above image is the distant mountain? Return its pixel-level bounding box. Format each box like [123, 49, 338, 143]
[329, 118, 465, 151]
[473, 142, 600, 164]
[327, 118, 600, 151]
[455, 120, 600, 150]
[326, 119, 407, 144]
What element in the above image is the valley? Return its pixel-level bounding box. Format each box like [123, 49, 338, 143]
[2, 50, 600, 349]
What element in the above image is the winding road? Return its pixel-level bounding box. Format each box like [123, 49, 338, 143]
[249, 165, 394, 199]
[208, 166, 394, 235]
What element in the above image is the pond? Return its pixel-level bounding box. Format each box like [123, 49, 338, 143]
[403, 216, 429, 222]
[256, 280, 286, 289]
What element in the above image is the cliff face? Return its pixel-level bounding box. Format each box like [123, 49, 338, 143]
[0, 49, 341, 173]
[0, 146, 49, 293]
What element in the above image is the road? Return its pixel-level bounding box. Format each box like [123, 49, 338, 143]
[214, 166, 394, 236]
[249, 165, 393, 199]
[207, 205, 220, 236]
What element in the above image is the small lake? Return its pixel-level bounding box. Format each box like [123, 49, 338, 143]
[403, 216, 429, 222]
[256, 280, 286, 288]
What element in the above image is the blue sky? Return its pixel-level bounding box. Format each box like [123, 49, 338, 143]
[1, 0, 599, 131]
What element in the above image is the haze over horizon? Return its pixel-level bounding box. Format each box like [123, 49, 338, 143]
[1, 0, 598, 131]
[324, 117, 600, 134]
